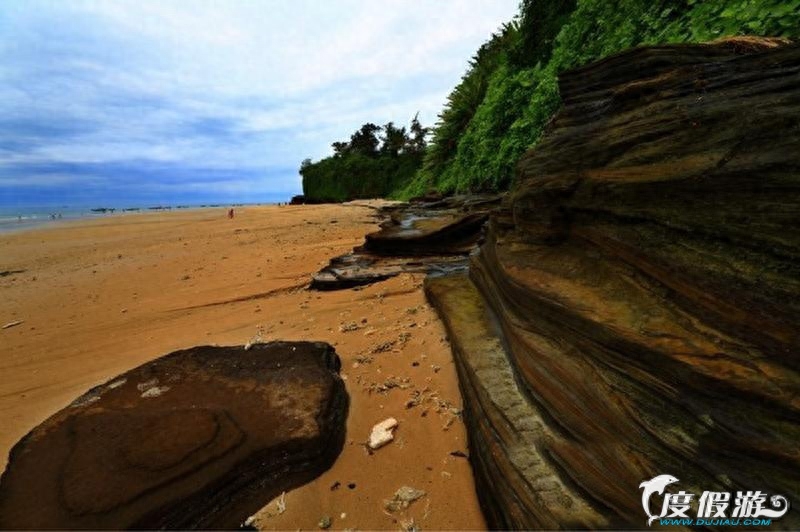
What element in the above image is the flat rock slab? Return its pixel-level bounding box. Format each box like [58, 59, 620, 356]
[310, 194, 502, 290]
[0, 341, 348, 530]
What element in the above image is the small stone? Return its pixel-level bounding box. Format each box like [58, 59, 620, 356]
[318, 515, 332, 529]
[396, 486, 425, 503]
[368, 417, 398, 449]
[384, 486, 426, 513]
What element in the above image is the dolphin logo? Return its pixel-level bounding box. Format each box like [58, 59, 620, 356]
[754, 495, 791, 518]
[640, 474, 679, 526]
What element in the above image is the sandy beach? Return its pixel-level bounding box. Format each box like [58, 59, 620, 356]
[0, 204, 485, 530]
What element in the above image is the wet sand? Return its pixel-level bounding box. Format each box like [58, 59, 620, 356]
[0, 204, 486, 530]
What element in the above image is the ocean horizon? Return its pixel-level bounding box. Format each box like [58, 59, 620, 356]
[0, 201, 280, 234]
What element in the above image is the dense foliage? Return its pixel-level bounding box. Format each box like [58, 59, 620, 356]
[300, 116, 428, 202]
[399, 0, 800, 197]
[299, 0, 800, 201]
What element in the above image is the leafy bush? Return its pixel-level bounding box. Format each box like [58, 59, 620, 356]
[301, 152, 422, 202]
[399, 0, 800, 198]
[300, 117, 428, 202]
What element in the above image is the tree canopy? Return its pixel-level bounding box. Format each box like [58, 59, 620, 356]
[300, 116, 429, 202]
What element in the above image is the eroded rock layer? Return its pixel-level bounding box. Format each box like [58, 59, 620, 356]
[428, 40, 800, 529]
[0, 341, 347, 530]
[311, 194, 501, 290]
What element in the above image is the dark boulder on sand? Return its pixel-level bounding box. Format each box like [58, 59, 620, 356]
[0, 341, 348, 530]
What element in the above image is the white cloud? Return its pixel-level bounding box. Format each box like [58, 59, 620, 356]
[0, 0, 519, 202]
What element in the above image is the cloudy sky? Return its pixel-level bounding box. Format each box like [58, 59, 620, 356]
[0, 0, 518, 207]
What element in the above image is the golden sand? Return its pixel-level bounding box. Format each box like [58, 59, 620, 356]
[0, 204, 486, 530]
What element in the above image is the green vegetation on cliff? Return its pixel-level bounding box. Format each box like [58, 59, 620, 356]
[300, 117, 428, 202]
[400, 0, 800, 198]
[300, 0, 800, 201]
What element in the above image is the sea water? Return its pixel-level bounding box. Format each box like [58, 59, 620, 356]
[0, 205, 118, 234]
[0, 203, 274, 234]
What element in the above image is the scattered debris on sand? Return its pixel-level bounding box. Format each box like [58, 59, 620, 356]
[383, 486, 427, 513]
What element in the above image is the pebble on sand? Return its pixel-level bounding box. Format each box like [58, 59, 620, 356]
[384, 486, 427, 512]
[368, 417, 398, 450]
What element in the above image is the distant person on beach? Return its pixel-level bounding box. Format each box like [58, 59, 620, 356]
[228, 208, 234, 219]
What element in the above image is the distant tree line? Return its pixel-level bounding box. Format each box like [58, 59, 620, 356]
[300, 115, 428, 202]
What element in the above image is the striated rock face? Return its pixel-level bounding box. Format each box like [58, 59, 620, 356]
[311, 194, 501, 290]
[0, 341, 348, 530]
[427, 40, 800, 529]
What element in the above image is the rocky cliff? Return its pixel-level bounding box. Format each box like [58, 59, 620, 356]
[426, 39, 800, 529]
[0, 342, 348, 529]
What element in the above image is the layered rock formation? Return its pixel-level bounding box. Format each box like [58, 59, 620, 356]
[427, 39, 800, 528]
[311, 194, 501, 290]
[0, 341, 347, 529]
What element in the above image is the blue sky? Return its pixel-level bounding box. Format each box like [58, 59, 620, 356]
[0, 0, 518, 207]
